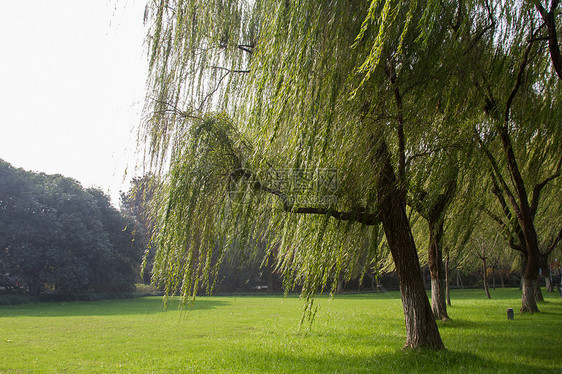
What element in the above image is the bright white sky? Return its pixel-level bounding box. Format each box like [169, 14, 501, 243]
[0, 0, 148, 207]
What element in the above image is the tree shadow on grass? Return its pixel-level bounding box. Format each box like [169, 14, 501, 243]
[229, 347, 557, 373]
[0, 296, 230, 318]
[436, 318, 481, 330]
[539, 310, 562, 316]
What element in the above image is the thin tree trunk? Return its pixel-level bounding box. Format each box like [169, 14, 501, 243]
[267, 270, 274, 294]
[428, 221, 448, 320]
[366, 271, 377, 292]
[266, 250, 275, 293]
[371, 272, 377, 292]
[541, 255, 553, 292]
[457, 271, 464, 289]
[482, 257, 491, 299]
[545, 276, 553, 293]
[445, 255, 451, 306]
[377, 142, 444, 350]
[500, 272, 505, 288]
[422, 268, 429, 290]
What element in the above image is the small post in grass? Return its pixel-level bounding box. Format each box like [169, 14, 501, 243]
[507, 308, 514, 320]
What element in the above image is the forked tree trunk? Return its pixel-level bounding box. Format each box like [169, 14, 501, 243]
[376, 143, 444, 350]
[494, 106, 544, 312]
[428, 221, 449, 320]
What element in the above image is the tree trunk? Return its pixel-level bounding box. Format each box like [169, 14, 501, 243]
[534, 276, 544, 302]
[445, 255, 451, 306]
[457, 271, 464, 289]
[482, 258, 491, 299]
[266, 250, 275, 293]
[521, 250, 541, 312]
[521, 277, 539, 312]
[422, 268, 429, 290]
[428, 221, 449, 320]
[29, 279, 41, 297]
[377, 142, 444, 350]
[500, 272, 505, 288]
[497, 115, 542, 312]
[336, 274, 344, 294]
[267, 270, 274, 294]
[366, 271, 377, 292]
[540, 255, 553, 293]
[492, 265, 496, 290]
[521, 251, 540, 313]
[545, 276, 553, 293]
[535, 2, 562, 80]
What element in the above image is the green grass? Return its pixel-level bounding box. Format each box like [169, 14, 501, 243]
[0, 288, 560, 373]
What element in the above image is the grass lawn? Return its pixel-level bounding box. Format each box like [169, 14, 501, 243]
[0, 288, 560, 373]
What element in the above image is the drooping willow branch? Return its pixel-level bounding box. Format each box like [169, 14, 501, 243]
[229, 168, 382, 226]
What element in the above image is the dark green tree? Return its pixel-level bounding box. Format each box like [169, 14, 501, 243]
[89, 189, 142, 291]
[120, 175, 160, 284]
[0, 160, 141, 295]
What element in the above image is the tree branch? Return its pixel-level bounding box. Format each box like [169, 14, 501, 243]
[509, 235, 525, 253]
[477, 134, 521, 216]
[385, 59, 406, 191]
[544, 226, 562, 255]
[210, 66, 251, 74]
[534, 0, 562, 79]
[407, 190, 429, 220]
[530, 155, 562, 218]
[482, 206, 510, 233]
[405, 144, 463, 168]
[490, 35, 538, 227]
[504, 37, 535, 124]
[237, 44, 255, 55]
[488, 170, 528, 253]
[489, 171, 514, 222]
[197, 66, 250, 111]
[230, 169, 382, 226]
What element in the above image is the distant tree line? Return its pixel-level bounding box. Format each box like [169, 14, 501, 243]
[0, 159, 144, 296]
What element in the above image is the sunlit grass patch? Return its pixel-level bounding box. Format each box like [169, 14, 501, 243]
[0, 289, 560, 373]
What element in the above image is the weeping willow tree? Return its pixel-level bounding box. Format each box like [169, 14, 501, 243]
[464, 0, 562, 312]
[408, 151, 460, 321]
[138, 0, 514, 350]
